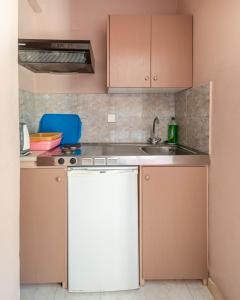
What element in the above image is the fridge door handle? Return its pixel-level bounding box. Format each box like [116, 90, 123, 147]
[68, 167, 138, 176]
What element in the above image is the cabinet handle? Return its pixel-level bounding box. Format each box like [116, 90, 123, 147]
[145, 175, 150, 181]
[153, 75, 158, 81]
[145, 76, 150, 81]
[56, 177, 61, 182]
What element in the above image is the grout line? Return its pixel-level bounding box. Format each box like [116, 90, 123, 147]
[33, 284, 39, 300]
[53, 284, 58, 300]
[185, 280, 195, 300]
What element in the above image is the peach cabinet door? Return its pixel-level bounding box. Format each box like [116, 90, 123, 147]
[20, 168, 67, 284]
[141, 166, 207, 280]
[151, 16, 193, 88]
[109, 15, 151, 88]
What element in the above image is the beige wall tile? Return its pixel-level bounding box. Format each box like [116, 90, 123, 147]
[20, 92, 175, 143]
[175, 84, 210, 153]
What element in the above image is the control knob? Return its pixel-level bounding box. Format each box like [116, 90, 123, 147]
[70, 158, 77, 165]
[58, 158, 65, 165]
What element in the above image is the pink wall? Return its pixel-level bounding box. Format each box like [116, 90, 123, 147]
[178, 1, 240, 299]
[0, 1, 20, 299]
[19, 0, 178, 93]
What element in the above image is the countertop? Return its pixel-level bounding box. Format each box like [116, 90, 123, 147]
[35, 143, 210, 167]
[20, 151, 45, 162]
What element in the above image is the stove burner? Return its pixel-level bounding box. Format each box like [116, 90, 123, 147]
[62, 143, 81, 149]
[61, 143, 81, 155]
[62, 148, 73, 155]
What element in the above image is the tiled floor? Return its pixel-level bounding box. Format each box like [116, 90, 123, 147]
[21, 281, 214, 300]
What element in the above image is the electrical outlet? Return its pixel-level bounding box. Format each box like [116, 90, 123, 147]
[108, 114, 116, 123]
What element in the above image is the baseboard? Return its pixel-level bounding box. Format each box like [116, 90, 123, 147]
[208, 278, 225, 300]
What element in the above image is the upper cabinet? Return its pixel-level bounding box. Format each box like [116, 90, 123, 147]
[108, 15, 151, 88]
[151, 16, 193, 88]
[107, 15, 193, 92]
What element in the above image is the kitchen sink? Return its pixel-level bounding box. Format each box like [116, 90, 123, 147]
[102, 144, 144, 156]
[141, 145, 198, 155]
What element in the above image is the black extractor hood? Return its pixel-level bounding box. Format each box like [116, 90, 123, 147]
[18, 39, 95, 73]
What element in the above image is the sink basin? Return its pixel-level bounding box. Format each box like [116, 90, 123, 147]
[141, 145, 198, 155]
[102, 145, 145, 156]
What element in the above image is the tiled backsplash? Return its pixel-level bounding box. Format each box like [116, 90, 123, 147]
[19, 91, 175, 143]
[20, 84, 210, 151]
[175, 83, 210, 153]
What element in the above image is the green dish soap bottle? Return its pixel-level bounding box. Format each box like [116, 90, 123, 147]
[168, 117, 178, 144]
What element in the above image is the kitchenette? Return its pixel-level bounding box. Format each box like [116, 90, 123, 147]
[19, 3, 212, 300]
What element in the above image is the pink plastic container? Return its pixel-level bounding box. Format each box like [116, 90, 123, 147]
[30, 137, 61, 151]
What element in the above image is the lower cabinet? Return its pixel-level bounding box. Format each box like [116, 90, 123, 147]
[20, 168, 67, 286]
[141, 166, 208, 280]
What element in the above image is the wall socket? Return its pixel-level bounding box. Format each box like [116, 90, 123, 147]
[108, 113, 116, 123]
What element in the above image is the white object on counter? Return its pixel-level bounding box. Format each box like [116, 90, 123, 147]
[20, 151, 45, 162]
[20, 122, 30, 154]
[68, 167, 139, 292]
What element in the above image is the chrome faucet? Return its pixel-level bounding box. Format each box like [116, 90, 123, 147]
[148, 116, 161, 144]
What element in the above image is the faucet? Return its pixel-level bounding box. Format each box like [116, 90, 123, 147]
[148, 117, 161, 144]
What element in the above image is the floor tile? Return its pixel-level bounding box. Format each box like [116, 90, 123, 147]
[20, 285, 38, 300]
[164, 281, 192, 300]
[100, 288, 145, 300]
[143, 281, 170, 299]
[34, 284, 58, 300]
[21, 281, 214, 300]
[54, 284, 101, 300]
[185, 281, 214, 300]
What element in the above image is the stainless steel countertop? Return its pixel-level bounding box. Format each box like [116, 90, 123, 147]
[37, 143, 210, 166]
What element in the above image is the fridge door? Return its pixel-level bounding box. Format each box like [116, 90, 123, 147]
[68, 167, 139, 292]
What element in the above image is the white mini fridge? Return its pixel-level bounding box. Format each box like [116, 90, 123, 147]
[68, 167, 139, 292]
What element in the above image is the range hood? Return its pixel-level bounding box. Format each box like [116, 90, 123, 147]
[18, 39, 95, 73]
